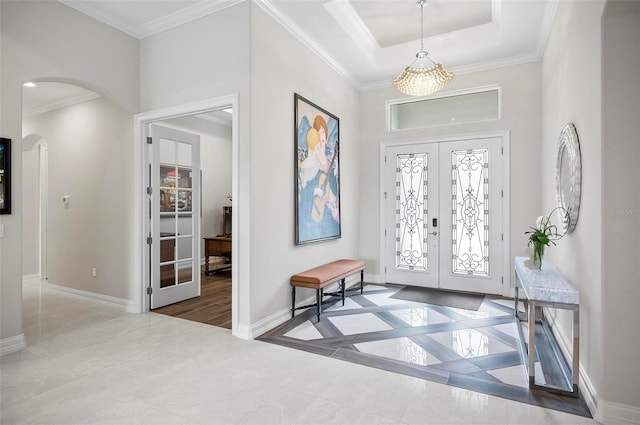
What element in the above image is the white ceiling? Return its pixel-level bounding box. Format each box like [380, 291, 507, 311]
[27, 0, 557, 115]
[59, 0, 558, 91]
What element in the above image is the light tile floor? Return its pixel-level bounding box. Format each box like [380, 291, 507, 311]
[0, 279, 597, 424]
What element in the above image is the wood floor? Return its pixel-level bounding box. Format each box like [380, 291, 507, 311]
[153, 268, 231, 329]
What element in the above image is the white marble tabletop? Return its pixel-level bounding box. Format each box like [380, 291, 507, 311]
[514, 256, 579, 305]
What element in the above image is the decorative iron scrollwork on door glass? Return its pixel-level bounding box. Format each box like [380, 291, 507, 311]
[395, 153, 428, 271]
[451, 149, 490, 276]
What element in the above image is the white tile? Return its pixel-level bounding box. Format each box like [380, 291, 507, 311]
[488, 365, 529, 388]
[493, 322, 521, 339]
[355, 337, 442, 366]
[328, 313, 393, 335]
[284, 320, 323, 340]
[430, 328, 516, 359]
[362, 284, 390, 292]
[325, 296, 363, 312]
[390, 307, 453, 327]
[363, 292, 412, 307]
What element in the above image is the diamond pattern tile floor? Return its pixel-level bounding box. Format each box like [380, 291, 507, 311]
[258, 284, 591, 418]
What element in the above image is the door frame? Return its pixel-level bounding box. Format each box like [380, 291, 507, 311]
[39, 143, 48, 281]
[133, 94, 246, 337]
[379, 130, 511, 297]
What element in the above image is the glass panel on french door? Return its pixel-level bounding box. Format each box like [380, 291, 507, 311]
[384, 143, 439, 288]
[438, 137, 503, 295]
[451, 149, 490, 276]
[396, 153, 429, 271]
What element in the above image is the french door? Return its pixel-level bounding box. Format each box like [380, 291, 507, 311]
[149, 124, 201, 309]
[384, 137, 504, 295]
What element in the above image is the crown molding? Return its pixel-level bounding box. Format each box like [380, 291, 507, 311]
[137, 0, 245, 39]
[254, 0, 358, 89]
[23, 92, 102, 118]
[60, 0, 140, 38]
[60, 0, 246, 39]
[535, 0, 559, 59]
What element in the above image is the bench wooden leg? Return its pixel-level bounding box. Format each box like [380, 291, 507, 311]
[291, 286, 296, 318]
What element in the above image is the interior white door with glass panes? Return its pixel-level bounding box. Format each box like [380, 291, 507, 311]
[384, 136, 504, 295]
[149, 124, 201, 309]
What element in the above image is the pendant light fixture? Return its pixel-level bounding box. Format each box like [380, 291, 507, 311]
[392, 0, 454, 96]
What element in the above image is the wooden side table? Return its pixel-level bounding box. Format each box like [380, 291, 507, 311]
[204, 236, 231, 275]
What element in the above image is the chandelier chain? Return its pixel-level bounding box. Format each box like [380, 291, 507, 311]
[420, 0, 424, 53]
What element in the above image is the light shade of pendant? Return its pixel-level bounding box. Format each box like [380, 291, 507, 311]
[392, 1, 454, 96]
[392, 57, 454, 96]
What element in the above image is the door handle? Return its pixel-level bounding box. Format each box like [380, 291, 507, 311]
[430, 231, 438, 236]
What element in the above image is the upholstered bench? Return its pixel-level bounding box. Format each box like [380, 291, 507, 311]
[290, 259, 365, 322]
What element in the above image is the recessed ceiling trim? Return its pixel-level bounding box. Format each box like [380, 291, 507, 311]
[255, 0, 358, 89]
[324, 0, 379, 58]
[23, 92, 102, 118]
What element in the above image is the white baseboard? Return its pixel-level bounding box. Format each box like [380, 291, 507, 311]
[249, 306, 293, 339]
[545, 311, 599, 418]
[545, 311, 640, 424]
[234, 324, 252, 340]
[22, 273, 40, 281]
[365, 273, 383, 284]
[0, 334, 26, 356]
[43, 282, 137, 313]
[248, 275, 365, 339]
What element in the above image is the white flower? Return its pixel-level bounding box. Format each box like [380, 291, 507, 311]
[536, 215, 549, 230]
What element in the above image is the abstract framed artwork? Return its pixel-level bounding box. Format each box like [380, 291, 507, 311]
[294, 94, 341, 245]
[0, 138, 11, 215]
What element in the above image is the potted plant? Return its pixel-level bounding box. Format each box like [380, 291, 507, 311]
[525, 207, 567, 270]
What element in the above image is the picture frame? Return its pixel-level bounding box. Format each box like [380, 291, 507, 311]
[294, 94, 341, 245]
[0, 138, 11, 215]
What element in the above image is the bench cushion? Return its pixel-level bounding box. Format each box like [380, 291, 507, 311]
[290, 259, 365, 289]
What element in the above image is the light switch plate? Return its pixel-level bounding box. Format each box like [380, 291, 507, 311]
[0, 224, 4, 238]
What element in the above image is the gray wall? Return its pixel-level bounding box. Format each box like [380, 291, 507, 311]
[542, 0, 640, 418]
[22, 97, 133, 299]
[601, 1, 640, 411]
[249, 4, 361, 322]
[540, 0, 605, 416]
[0, 0, 139, 342]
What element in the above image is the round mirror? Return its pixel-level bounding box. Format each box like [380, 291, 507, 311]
[555, 123, 581, 233]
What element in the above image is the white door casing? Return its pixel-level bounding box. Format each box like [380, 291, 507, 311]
[39, 143, 49, 280]
[383, 134, 508, 295]
[149, 124, 201, 309]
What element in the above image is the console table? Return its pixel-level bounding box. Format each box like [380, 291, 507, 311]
[204, 236, 231, 275]
[514, 256, 579, 397]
